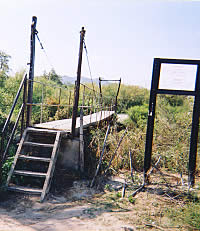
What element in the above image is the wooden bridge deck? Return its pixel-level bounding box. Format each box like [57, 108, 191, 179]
[34, 111, 115, 132]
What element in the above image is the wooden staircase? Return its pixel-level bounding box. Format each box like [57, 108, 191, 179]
[6, 127, 62, 202]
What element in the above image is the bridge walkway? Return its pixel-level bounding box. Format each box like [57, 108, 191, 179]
[34, 111, 115, 132]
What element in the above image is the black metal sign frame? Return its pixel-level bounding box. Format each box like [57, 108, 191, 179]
[144, 58, 200, 186]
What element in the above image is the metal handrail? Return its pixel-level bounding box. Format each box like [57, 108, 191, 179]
[1, 73, 27, 162]
[5, 76, 116, 127]
[25, 79, 115, 124]
[26, 102, 114, 109]
[2, 104, 25, 161]
[80, 82, 116, 99]
[2, 73, 27, 133]
[28, 79, 71, 91]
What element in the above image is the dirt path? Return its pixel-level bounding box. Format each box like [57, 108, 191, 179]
[0, 179, 136, 231]
[0, 172, 198, 231]
[0, 196, 135, 231]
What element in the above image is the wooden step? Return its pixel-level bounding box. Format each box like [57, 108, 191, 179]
[6, 128, 62, 202]
[23, 141, 54, 148]
[18, 155, 51, 162]
[7, 185, 42, 194]
[27, 127, 60, 134]
[13, 170, 47, 177]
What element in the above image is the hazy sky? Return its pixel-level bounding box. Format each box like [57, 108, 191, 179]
[1, 0, 200, 88]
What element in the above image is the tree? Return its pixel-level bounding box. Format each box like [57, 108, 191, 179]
[44, 69, 62, 85]
[0, 51, 11, 86]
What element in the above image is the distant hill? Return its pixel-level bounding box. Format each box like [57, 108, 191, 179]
[61, 76, 113, 85]
[61, 76, 100, 85]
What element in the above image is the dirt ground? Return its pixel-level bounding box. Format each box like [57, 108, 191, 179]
[0, 171, 199, 231]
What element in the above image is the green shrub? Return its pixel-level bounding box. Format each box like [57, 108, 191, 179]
[2, 156, 14, 183]
[127, 104, 148, 128]
[128, 195, 136, 204]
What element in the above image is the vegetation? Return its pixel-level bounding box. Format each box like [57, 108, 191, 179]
[0, 51, 10, 87]
[167, 199, 200, 229]
[0, 51, 200, 228]
[0, 53, 194, 177]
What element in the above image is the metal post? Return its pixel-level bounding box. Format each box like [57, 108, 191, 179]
[26, 16, 37, 127]
[90, 93, 93, 123]
[21, 75, 27, 138]
[115, 78, 121, 112]
[188, 65, 200, 186]
[143, 58, 161, 182]
[99, 77, 103, 119]
[80, 86, 85, 172]
[99, 77, 102, 100]
[68, 91, 71, 118]
[71, 27, 86, 136]
[57, 88, 61, 119]
[40, 84, 44, 123]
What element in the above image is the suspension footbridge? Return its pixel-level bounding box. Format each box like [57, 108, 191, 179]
[0, 16, 121, 201]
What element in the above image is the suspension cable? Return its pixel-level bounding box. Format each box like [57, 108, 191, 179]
[83, 39, 95, 92]
[35, 30, 55, 71]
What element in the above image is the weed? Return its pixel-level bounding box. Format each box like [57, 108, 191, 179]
[128, 195, 136, 204]
[2, 156, 14, 183]
[166, 200, 200, 229]
[116, 192, 121, 198]
[104, 184, 111, 191]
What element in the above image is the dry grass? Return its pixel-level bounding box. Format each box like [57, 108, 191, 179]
[1, 169, 200, 230]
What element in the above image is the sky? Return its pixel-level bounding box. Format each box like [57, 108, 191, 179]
[1, 0, 200, 89]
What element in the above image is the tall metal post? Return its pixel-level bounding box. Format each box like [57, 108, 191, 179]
[99, 77, 103, 120]
[26, 16, 37, 127]
[143, 58, 161, 182]
[79, 86, 85, 173]
[71, 27, 86, 136]
[99, 77, 102, 98]
[115, 78, 121, 112]
[188, 65, 200, 186]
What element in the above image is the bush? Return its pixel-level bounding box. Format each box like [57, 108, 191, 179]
[127, 104, 148, 128]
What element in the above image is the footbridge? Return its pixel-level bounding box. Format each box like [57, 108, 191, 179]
[0, 16, 121, 201]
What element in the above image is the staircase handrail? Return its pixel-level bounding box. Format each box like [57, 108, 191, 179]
[1, 73, 27, 162]
[2, 73, 27, 134]
[2, 104, 25, 161]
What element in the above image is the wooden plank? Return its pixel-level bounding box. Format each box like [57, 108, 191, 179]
[23, 141, 54, 148]
[7, 185, 42, 194]
[27, 127, 60, 134]
[34, 111, 115, 131]
[14, 170, 47, 177]
[18, 155, 51, 162]
[40, 131, 61, 202]
[6, 129, 28, 187]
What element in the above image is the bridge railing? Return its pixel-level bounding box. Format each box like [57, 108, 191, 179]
[27, 79, 116, 125]
[79, 83, 116, 114]
[0, 77, 116, 178]
[27, 79, 75, 124]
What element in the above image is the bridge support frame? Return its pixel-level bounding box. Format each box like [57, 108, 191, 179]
[99, 78, 121, 112]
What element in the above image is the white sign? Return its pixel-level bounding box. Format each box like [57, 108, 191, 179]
[159, 64, 197, 91]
